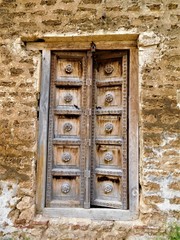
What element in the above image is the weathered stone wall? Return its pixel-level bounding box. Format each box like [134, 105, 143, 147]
[0, 0, 179, 239]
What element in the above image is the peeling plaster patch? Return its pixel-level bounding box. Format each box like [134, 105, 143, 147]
[143, 163, 160, 170]
[12, 38, 27, 58]
[0, 181, 19, 234]
[161, 133, 178, 147]
[138, 32, 167, 74]
[157, 199, 180, 212]
[33, 54, 41, 93]
[144, 171, 170, 184]
[127, 235, 157, 240]
[143, 133, 179, 160]
[144, 173, 180, 210]
[151, 148, 179, 159]
[139, 45, 159, 69]
[5, 38, 32, 69]
[152, 148, 163, 158]
[160, 178, 180, 200]
[138, 31, 161, 47]
[144, 157, 160, 163]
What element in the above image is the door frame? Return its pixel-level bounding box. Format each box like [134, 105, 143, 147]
[33, 36, 139, 220]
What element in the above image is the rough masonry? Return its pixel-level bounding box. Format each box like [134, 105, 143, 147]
[0, 0, 179, 239]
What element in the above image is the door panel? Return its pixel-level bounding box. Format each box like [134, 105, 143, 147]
[52, 176, 80, 207]
[54, 116, 80, 138]
[56, 87, 81, 108]
[96, 115, 122, 137]
[91, 51, 128, 209]
[57, 58, 82, 79]
[53, 145, 80, 167]
[97, 86, 122, 108]
[93, 175, 122, 208]
[95, 59, 122, 81]
[96, 145, 122, 168]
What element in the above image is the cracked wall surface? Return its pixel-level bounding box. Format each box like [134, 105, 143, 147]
[0, 0, 179, 239]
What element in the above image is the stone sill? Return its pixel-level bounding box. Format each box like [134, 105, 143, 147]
[43, 208, 139, 221]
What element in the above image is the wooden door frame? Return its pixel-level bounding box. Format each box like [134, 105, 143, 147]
[31, 35, 139, 220]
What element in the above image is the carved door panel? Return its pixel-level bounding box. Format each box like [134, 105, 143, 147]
[46, 52, 89, 208]
[91, 51, 128, 209]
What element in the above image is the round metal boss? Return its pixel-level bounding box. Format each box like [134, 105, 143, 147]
[105, 123, 113, 133]
[104, 152, 113, 162]
[64, 93, 73, 103]
[61, 183, 71, 194]
[104, 184, 113, 194]
[65, 64, 73, 74]
[62, 152, 71, 162]
[105, 93, 113, 103]
[104, 64, 114, 74]
[63, 122, 72, 132]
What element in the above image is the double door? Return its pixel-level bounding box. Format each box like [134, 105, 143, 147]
[46, 50, 128, 209]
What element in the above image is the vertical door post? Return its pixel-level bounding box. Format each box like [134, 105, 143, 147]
[37, 50, 51, 211]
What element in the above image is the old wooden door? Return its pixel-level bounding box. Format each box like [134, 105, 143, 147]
[91, 51, 128, 209]
[46, 50, 128, 209]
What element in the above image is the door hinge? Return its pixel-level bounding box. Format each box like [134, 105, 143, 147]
[84, 170, 90, 178]
[85, 109, 92, 116]
[85, 139, 91, 146]
[36, 92, 40, 120]
[86, 78, 92, 86]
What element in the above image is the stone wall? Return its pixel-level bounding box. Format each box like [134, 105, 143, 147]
[0, 0, 179, 239]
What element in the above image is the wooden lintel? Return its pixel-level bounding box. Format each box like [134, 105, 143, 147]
[24, 33, 138, 51]
[22, 33, 138, 43]
[26, 41, 137, 51]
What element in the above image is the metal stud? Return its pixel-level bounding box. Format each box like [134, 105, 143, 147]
[65, 64, 73, 74]
[105, 123, 113, 133]
[63, 122, 72, 132]
[64, 93, 73, 103]
[104, 64, 114, 74]
[62, 152, 71, 162]
[104, 152, 113, 162]
[104, 183, 113, 194]
[105, 93, 113, 103]
[61, 183, 71, 194]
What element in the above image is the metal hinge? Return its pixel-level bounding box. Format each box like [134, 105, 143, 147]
[85, 109, 92, 116]
[36, 92, 40, 120]
[86, 78, 92, 86]
[84, 170, 90, 178]
[85, 139, 91, 146]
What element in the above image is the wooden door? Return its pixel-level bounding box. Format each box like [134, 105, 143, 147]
[46, 50, 128, 209]
[91, 51, 128, 209]
[46, 52, 90, 208]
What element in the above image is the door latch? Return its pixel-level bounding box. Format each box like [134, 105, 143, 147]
[91, 42, 96, 52]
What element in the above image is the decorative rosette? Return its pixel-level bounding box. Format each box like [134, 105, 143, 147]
[103, 183, 113, 194]
[65, 64, 73, 74]
[61, 183, 71, 194]
[62, 152, 71, 162]
[63, 122, 72, 132]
